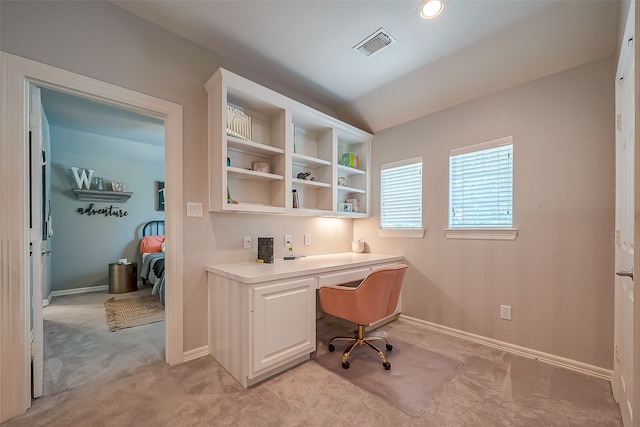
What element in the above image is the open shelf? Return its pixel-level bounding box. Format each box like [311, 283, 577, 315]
[207, 67, 371, 216]
[227, 166, 284, 181]
[72, 189, 133, 202]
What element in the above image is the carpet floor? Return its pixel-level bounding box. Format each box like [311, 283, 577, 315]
[2, 293, 623, 427]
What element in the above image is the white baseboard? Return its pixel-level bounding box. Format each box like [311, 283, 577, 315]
[183, 346, 209, 362]
[46, 285, 109, 302]
[399, 315, 612, 381]
[42, 293, 53, 307]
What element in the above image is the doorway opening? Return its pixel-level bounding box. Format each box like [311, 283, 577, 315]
[0, 52, 184, 420]
[35, 86, 167, 396]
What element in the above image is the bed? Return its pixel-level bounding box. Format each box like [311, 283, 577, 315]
[139, 220, 166, 305]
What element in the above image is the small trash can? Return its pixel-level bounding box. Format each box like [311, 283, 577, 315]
[108, 262, 138, 294]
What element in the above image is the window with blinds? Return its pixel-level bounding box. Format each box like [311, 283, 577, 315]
[448, 137, 513, 228]
[380, 157, 422, 229]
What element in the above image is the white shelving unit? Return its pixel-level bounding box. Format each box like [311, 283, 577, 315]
[205, 68, 371, 217]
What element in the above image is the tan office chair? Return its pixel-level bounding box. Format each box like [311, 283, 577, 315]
[319, 264, 408, 370]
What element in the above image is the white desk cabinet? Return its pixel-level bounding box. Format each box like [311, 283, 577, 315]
[207, 253, 403, 387]
[251, 278, 316, 376]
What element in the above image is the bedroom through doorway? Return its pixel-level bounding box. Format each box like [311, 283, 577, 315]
[35, 87, 167, 396]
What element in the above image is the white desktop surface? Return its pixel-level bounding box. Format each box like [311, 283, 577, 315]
[206, 252, 402, 284]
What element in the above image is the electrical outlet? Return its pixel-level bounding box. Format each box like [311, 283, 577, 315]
[500, 305, 512, 320]
[284, 234, 292, 247]
[243, 236, 251, 249]
[304, 234, 311, 246]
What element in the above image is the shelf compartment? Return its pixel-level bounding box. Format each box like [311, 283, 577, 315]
[228, 136, 284, 157]
[292, 178, 331, 188]
[337, 164, 365, 175]
[292, 153, 331, 168]
[337, 185, 366, 194]
[227, 166, 284, 181]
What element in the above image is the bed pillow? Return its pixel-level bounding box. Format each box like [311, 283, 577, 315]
[140, 235, 165, 254]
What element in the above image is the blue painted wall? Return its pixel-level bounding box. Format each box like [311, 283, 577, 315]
[49, 126, 164, 293]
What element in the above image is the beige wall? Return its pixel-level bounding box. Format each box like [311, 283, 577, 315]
[0, 0, 353, 352]
[355, 56, 616, 369]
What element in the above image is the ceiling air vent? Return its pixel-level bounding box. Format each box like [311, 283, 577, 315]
[354, 27, 396, 57]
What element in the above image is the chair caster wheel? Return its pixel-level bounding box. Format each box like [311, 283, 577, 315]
[386, 344, 393, 351]
[342, 361, 350, 369]
[328, 344, 335, 352]
[383, 361, 391, 370]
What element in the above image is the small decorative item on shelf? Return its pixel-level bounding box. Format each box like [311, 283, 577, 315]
[92, 176, 104, 191]
[338, 202, 353, 213]
[292, 189, 300, 208]
[297, 171, 311, 180]
[337, 176, 349, 187]
[111, 181, 124, 192]
[346, 198, 360, 213]
[227, 186, 238, 204]
[226, 105, 252, 140]
[341, 152, 359, 169]
[252, 162, 270, 173]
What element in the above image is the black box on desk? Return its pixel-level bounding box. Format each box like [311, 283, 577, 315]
[258, 237, 274, 263]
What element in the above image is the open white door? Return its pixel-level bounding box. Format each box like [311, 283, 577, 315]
[614, 3, 635, 425]
[28, 84, 45, 399]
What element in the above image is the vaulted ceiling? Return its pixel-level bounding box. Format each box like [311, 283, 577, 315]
[43, 1, 621, 144]
[111, 0, 620, 132]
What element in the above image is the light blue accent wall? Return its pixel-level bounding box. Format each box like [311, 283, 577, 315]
[50, 126, 164, 292]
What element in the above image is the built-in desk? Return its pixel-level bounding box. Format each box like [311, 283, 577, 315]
[206, 252, 402, 387]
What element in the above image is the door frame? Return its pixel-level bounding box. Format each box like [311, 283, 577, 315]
[0, 52, 184, 422]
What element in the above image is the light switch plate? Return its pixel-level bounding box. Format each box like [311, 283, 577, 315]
[186, 202, 203, 217]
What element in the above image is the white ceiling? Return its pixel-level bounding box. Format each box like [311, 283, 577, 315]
[40, 88, 165, 146]
[43, 1, 621, 143]
[111, 0, 620, 132]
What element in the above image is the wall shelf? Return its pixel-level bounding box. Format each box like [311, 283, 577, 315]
[206, 67, 371, 216]
[72, 189, 133, 202]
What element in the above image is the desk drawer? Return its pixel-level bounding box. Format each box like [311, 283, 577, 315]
[318, 267, 370, 287]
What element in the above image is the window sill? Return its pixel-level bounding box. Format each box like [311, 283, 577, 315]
[377, 228, 425, 238]
[444, 228, 518, 241]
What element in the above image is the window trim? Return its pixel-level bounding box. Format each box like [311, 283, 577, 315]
[446, 136, 517, 240]
[444, 227, 517, 240]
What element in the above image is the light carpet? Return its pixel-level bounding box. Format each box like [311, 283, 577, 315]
[315, 338, 463, 417]
[104, 295, 164, 332]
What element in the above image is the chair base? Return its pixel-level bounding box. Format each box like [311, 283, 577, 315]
[328, 324, 392, 370]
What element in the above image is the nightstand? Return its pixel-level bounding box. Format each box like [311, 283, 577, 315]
[108, 262, 138, 294]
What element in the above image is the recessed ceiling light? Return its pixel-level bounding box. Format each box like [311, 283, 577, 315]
[420, 0, 444, 19]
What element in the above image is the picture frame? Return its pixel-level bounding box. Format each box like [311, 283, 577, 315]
[338, 202, 353, 213]
[156, 181, 165, 211]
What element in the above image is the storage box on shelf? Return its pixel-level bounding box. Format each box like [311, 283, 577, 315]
[205, 68, 371, 216]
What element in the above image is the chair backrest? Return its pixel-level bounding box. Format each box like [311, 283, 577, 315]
[350, 264, 408, 324]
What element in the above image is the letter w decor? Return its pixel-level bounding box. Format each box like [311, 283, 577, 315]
[70, 166, 94, 190]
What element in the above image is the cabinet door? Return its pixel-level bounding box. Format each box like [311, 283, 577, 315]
[251, 277, 316, 376]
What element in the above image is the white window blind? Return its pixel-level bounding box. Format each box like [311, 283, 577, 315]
[449, 137, 513, 228]
[381, 157, 422, 229]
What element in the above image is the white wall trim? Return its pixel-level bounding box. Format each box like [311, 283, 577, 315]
[50, 285, 108, 299]
[0, 51, 184, 422]
[444, 228, 518, 240]
[399, 315, 612, 381]
[183, 346, 209, 362]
